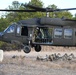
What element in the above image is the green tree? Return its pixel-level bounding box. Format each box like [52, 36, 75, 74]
[0, 17, 9, 31]
[9, 1, 20, 10]
[47, 4, 73, 18]
[6, 1, 22, 23]
[28, 0, 43, 7]
[55, 11, 73, 19]
[48, 4, 57, 10]
[26, 0, 44, 18]
[6, 0, 44, 22]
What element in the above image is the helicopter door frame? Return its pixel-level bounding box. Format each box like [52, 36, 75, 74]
[73, 28, 76, 46]
[33, 27, 53, 45]
[16, 25, 28, 37]
[16, 25, 21, 36]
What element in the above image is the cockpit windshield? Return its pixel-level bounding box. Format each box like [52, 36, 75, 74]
[4, 25, 15, 33]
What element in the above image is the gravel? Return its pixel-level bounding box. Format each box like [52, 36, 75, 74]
[0, 51, 76, 75]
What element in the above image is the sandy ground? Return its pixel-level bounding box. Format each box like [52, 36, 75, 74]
[0, 46, 76, 75]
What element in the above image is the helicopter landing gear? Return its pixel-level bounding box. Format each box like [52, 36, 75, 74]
[34, 45, 41, 52]
[23, 46, 31, 53]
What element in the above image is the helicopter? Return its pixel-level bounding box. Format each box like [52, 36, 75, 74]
[0, 4, 76, 53]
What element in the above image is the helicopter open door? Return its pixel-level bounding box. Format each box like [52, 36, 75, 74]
[33, 27, 53, 45]
[16, 25, 28, 36]
[16, 25, 29, 43]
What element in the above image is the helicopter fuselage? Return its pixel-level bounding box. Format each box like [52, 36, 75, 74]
[0, 17, 76, 53]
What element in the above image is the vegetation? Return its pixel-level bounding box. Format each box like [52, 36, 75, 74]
[0, 0, 75, 51]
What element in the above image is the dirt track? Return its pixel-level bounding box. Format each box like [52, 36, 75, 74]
[0, 46, 76, 75]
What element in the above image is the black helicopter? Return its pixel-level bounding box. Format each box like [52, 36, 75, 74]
[0, 4, 76, 53]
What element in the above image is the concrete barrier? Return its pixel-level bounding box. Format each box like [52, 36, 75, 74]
[0, 50, 3, 62]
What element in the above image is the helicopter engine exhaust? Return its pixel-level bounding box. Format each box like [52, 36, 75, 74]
[34, 45, 41, 52]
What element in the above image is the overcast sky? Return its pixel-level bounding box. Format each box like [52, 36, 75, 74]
[0, 0, 76, 16]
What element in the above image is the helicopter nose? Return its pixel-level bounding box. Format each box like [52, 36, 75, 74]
[0, 32, 3, 41]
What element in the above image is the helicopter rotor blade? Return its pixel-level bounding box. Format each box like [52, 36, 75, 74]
[24, 4, 46, 11]
[54, 8, 76, 11]
[24, 4, 76, 12]
[0, 9, 37, 12]
[0, 5, 76, 12]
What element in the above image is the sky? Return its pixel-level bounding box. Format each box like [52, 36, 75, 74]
[0, 0, 76, 16]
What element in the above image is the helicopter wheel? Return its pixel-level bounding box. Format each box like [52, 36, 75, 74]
[34, 45, 41, 52]
[23, 46, 31, 53]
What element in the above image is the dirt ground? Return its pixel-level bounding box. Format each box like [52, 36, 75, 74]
[0, 46, 76, 75]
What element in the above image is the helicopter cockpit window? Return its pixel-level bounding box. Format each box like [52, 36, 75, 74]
[64, 29, 72, 39]
[54, 28, 62, 38]
[5, 25, 15, 33]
